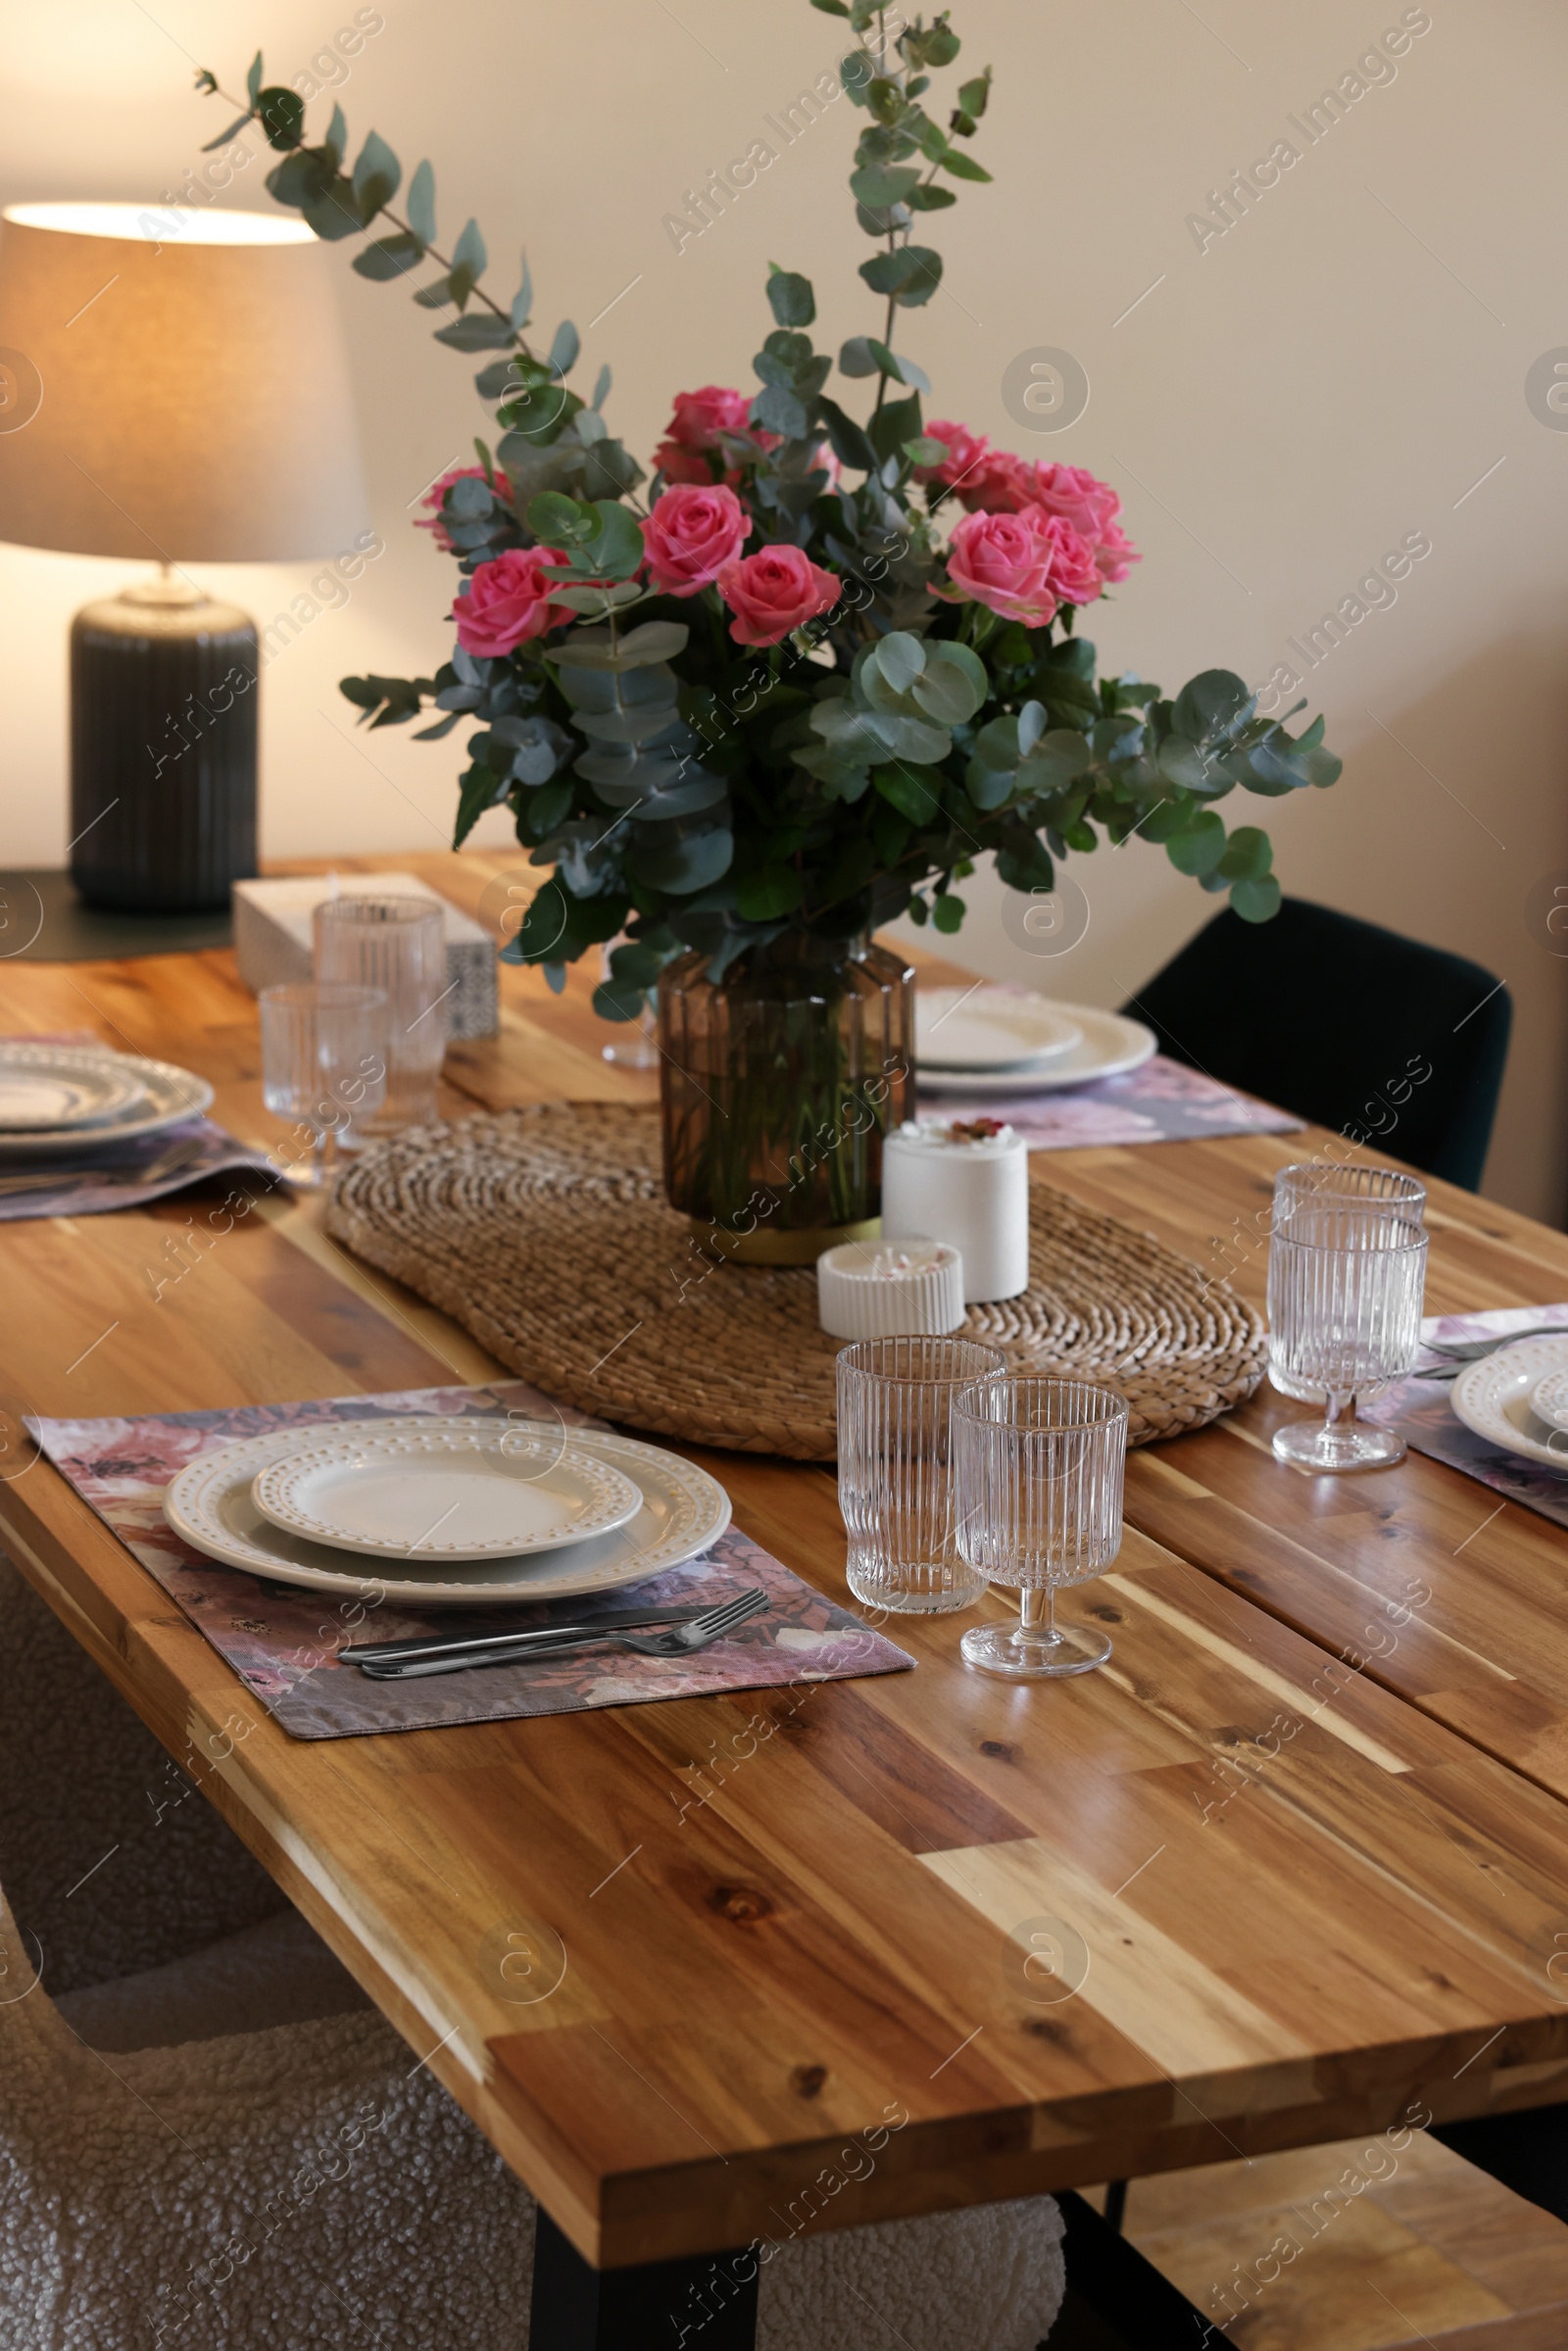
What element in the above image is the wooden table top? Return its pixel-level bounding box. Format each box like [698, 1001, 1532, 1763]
[6, 849, 1568, 2270]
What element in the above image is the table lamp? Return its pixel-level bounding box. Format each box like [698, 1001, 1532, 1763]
[0, 203, 368, 913]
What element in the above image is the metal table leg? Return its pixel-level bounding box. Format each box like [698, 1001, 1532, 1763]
[529, 2208, 760, 2349]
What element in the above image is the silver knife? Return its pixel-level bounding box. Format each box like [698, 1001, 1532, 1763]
[344, 1600, 712, 1670]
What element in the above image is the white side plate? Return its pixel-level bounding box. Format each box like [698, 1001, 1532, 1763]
[0, 1053, 214, 1157]
[916, 987, 1083, 1072]
[164, 1417, 732, 1606]
[919, 1004, 1156, 1095]
[251, 1424, 642, 1561]
[1451, 1337, 1568, 1468]
[0, 1044, 149, 1132]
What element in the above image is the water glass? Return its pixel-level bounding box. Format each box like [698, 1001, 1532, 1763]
[953, 1378, 1128, 1679]
[260, 983, 387, 1188]
[1273, 1161, 1427, 1226]
[598, 936, 659, 1071]
[1267, 1187, 1427, 1472]
[314, 896, 447, 1133]
[836, 1336, 1006, 1613]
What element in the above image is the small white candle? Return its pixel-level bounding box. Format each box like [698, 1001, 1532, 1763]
[881, 1118, 1029, 1303]
[816, 1237, 964, 1340]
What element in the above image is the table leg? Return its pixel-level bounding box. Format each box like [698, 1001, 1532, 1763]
[529, 2208, 760, 2350]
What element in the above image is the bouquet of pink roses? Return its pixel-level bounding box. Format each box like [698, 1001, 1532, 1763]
[202, 1, 1339, 1017]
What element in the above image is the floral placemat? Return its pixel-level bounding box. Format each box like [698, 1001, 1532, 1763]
[30, 1378, 911, 1740]
[0, 1114, 281, 1222]
[1360, 1304, 1568, 1524]
[0, 1032, 279, 1221]
[922, 1053, 1302, 1151]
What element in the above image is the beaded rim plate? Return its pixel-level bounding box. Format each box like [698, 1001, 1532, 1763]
[918, 1004, 1156, 1095]
[1451, 1338, 1568, 1469]
[250, 1424, 643, 1561]
[916, 987, 1083, 1072]
[0, 1044, 149, 1132]
[0, 1052, 213, 1156]
[164, 1417, 732, 1605]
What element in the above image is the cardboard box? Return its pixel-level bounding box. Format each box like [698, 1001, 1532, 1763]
[233, 873, 499, 1040]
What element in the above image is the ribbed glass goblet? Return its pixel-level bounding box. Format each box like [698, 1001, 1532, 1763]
[953, 1377, 1128, 1679]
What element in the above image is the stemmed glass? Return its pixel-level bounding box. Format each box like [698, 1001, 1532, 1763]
[952, 1378, 1128, 1679]
[1268, 1169, 1427, 1471]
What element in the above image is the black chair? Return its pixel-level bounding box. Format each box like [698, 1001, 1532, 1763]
[1122, 899, 1511, 1192]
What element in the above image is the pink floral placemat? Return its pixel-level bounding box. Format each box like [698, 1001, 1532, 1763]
[30, 1378, 911, 1740]
[922, 1052, 1302, 1150]
[1360, 1304, 1568, 1524]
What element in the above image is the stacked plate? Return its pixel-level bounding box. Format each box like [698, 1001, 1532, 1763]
[1450, 1336, 1568, 1468]
[163, 1416, 732, 1607]
[0, 1041, 213, 1159]
[916, 985, 1155, 1095]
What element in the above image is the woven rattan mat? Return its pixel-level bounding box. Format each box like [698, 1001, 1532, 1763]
[326, 1103, 1266, 1460]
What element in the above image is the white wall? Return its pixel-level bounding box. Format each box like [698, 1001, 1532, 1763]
[0, 0, 1564, 1211]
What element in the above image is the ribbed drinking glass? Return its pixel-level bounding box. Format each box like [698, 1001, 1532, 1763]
[1268, 1164, 1427, 1399]
[953, 1378, 1128, 1679]
[836, 1336, 1006, 1613]
[1267, 1186, 1427, 1471]
[259, 982, 387, 1188]
[313, 896, 447, 1133]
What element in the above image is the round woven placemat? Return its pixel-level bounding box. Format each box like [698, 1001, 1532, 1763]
[326, 1103, 1265, 1461]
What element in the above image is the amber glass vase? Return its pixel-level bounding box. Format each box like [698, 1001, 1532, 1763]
[659, 932, 915, 1262]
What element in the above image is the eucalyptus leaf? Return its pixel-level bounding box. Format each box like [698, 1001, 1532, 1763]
[765, 269, 815, 327]
[549, 318, 580, 375]
[407, 158, 436, 247]
[452, 217, 487, 283]
[351, 128, 401, 213]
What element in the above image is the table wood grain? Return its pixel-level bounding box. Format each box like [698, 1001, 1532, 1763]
[4, 851, 1568, 2270]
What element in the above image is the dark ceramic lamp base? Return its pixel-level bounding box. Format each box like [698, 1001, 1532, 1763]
[70, 570, 258, 915]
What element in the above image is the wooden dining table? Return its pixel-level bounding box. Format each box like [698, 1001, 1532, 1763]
[5, 845, 1568, 2348]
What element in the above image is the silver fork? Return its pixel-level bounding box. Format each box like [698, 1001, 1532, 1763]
[360, 1587, 769, 1680]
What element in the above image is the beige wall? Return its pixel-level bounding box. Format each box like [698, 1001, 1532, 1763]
[1, 0, 1564, 1211]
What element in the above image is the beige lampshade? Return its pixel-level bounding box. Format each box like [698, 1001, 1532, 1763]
[0, 201, 368, 563]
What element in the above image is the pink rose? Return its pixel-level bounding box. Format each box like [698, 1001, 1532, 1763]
[416, 464, 512, 552]
[917, 419, 991, 493]
[944, 507, 1066, 627]
[716, 544, 840, 646]
[641, 481, 752, 597]
[651, 385, 779, 487]
[1020, 461, 1121, 540]
[664, 386, 755, 450]
[452, 547, 568, 657]
[1093, 517, 1142, 585]
[651, 439, 720, 486]
[1036, 512, 1102, 607]
[915, 421, 1021, 513]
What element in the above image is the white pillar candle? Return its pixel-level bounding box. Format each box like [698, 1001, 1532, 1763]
[881, 1118, 1030, 1303]
[816, 1237, 964, 1340]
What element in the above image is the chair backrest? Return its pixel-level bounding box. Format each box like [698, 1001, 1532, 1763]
[1122, 899, 1511, 1191]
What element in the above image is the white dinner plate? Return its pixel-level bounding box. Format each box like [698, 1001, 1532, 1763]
[164, 1418, 732, 1606]
[916, 987, 1083, 1073]
[251, 1423, 642, 1562]
[919, 1004, 1156, 1095]
[0, 1053, 213, 1157]
[1451, 1337, 1568, 1468]
[0, 1043, 149, 1132]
